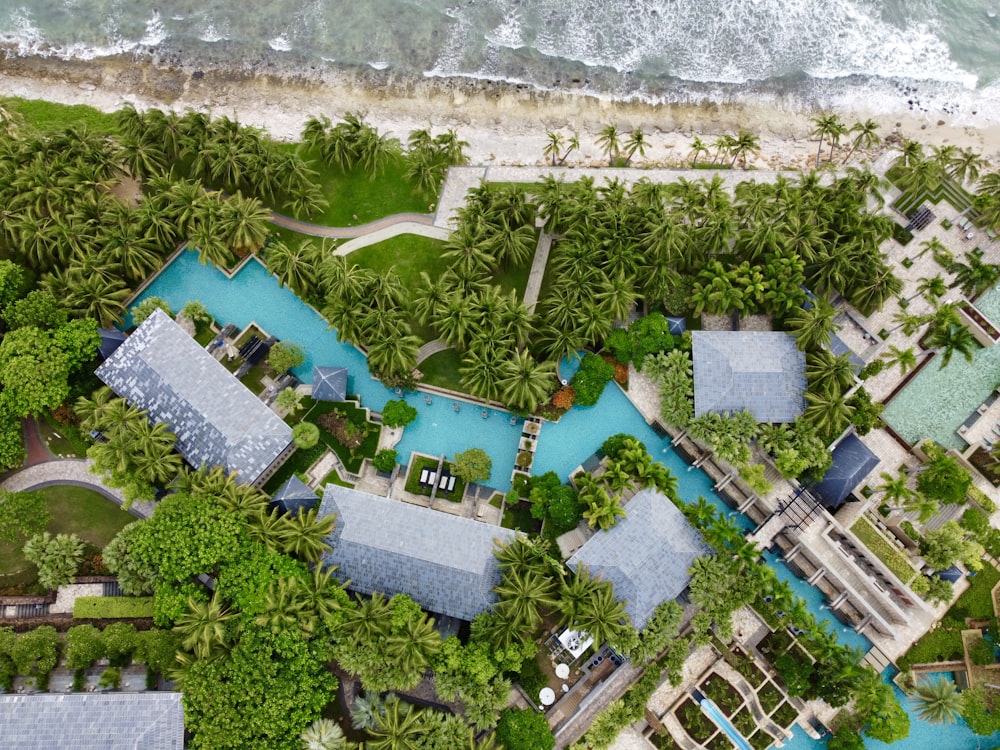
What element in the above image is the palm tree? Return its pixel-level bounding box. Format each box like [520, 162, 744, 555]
[688, 136, 710, 168]
[810, 112, 844, 165]
[911, 677, 962, 724]
[279, 507, 335, 562]
[926, 320, 978, 369]
[265, 239, 316, 294]
[843, 119, 880, 163]
[877, 471, 913, 507]
[217, 192, 271, 256]
[623, 129, 648, 165]
[300, 718, 349, 750]
[367, 696, 424, 750]
[351, 692, 385, 731]
[498, 350, 556, 413]
[367, 334, 420, 380]
[493, 566, 557, 632]
[386, 612, 441, 682]
[806, 350, 856, 394]
[543, 131, 564, 166]
[882, 345, 918, 375]
[909, 275, 946, 304]
[947, 147, 987, 186]
[255, 577, 312, 635]
[596, 124, 621, 166]
[173, 593, 234, 660]
[802, 389, 854, 438]
[784, 299, 838, 351]
[950, 255, 1000, 298]
[728, 130, 760, 168]
[560, 132, 581, 165]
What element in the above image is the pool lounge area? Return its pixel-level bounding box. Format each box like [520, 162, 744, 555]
[882, 280, 1000, 450]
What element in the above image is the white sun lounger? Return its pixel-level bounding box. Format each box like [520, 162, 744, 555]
[419, 469, 430, 485]
[446, 475, 456, 492]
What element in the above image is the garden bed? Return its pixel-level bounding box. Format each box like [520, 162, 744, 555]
[403, 455, 466, 501]
[301, 399, 380, 473]
[757, 682, 783, 715]
[674, 698, 716, 744]
[772, 701, 799, 728]
[850, 516, 917, 584]
[700, 674, 743, 715]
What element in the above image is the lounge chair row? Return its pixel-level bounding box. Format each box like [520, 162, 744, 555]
[418, 469, 457, 492]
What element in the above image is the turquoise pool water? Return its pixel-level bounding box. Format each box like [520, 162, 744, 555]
[701, 698, 753, 750]
[881, 339, 1000, 451]
[974, 283, 1000, 330]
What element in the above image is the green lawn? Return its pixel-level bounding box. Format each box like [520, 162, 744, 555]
[492, 253, 535, 301]
[0, 485, 135, 590]
[5, 97, 120, 135]
[349, 234, 449, 291]
[419, 350, 464, 392]
[277, 145, 432, 226]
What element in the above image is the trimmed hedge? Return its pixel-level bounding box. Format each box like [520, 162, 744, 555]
[73, 597, 155, 619]
[850, 517, 916, 584]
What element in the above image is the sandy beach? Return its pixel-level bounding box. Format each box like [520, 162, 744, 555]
[3, 52, 1000, 171]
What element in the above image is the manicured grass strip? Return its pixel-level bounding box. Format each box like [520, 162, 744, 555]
[850, 516, 917, 585]
[74, 596, 155, 619]
[951, 561, 1000, 622]
[418, 349, 464, 392]
[0, 486, 134, 589]
[4, 97, 121, 135]
[349, 234, 449, 291]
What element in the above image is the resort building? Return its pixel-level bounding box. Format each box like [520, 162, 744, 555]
[811, 433, 881, 510]
[567, 488, 709, 628]
[317, 485, 515, 621]
[0, 692, 184, 749]
[269, 475, 319, 515]
[95, 308, 293, 486]
[311, 365, 349, 402]
[691, 331, 807, 423]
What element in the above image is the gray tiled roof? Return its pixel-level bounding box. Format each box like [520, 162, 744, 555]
[312, 366, 348, 402]
[0, 692, 183, 750]
[567, 488, 709, 628]
[812, 433, 879, 509]
[271, 475, 319, 515]
[692, 331, 806, 423]
[96, 309, 292, 485]
[318, 485, 515, 621]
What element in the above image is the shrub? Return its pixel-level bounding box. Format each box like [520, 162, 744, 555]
[11, 626, 59, 685]
[73, 596, 155, 619]
[571, 354, 615, 406]
[371, 449, 398, 473]
[516, 450, 533, 467]
[496, 708, 554, 750]
[292, 421, 320, 449]
[381, 399, 417, 427]
[101, 622, 137, 667]
[130, 297, 172, 326]
[98, 666, 121, 690]
[601, 433, 646, 460]
[22, 531, 85, 590]
[267, 341, 305, 374]
[970, 636, 996, 667]
[552, 385, 575, 409]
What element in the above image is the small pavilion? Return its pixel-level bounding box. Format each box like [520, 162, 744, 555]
[812, 433, 880, 510]
[312, 366, 348, 402]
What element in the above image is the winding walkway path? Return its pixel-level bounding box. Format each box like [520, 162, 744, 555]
[415, 339, 451, 365]
[269, 210, 436, 239]
[2, 459, 154, 519]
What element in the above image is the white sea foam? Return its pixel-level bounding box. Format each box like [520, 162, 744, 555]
[139, 10, 166, 48]
[269, 34, 292, 52]
[368, 61, 389, 70]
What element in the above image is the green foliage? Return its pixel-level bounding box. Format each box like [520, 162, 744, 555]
[101, 622, 138, 666]
[0, 322, 100, 417]
[921, 521, 984, 571]
[827, 725, 865, 750]
[0, 490, 50, 543]
[601, 433, 647, 460]
[453, 447, 492, 484]
[757, 419, 832, 479]
[624, 600, 683, 663]
[73, 596, 156, 619]
[64, 624, 105, 671]
[859, 679, 910, 743]
[495, 708, 554, 750]
[268, 341, 306, 375]
[381, 399, 418, 428]
[372, 448, 398, 473]
[22, 531, 85, 589]
[738, 463, 773, 496]
[570, 354, 615, 407]
[133, 628, 182, 676]
[848, 387, 883, 435]
[968, 484, 996, 513]
[154, 581, 208, 628]
[970, 635, 996, 666]
[528, 471, 581, 533]
[99, 666, 121, 689]
[774, 651, 813, 696]
[0, 627, 15, 691]
[0, 260, 25, 310]
[961, 686, 1000, 735]
[850, 517, 916, 584]
[102, 521, 156, 595]
[917, 442, 972, 504]
[644, 349, 694, 428]
[606, 314, 677, 367]
[687, 410, 758, 466]
[292, 421, 320, 449]
[11, 626, 59, 685]
[433, 634, 518, 731]
[126, 492, 248, 585]
[926, 576, 954, 605]
[181, 625, 338, 750]
[179, 300, 213, 332]
[4, 290, 68, 330]
[130, 296, 173, 326]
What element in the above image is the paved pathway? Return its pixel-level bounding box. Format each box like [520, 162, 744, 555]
[1, 459, 154, 519]
[22, 418, 52, 467]
[333, 222, 450, 255]
[269, 210, 436, 239]
[415, 339, 450, 365]
[523, 231, 554, 313]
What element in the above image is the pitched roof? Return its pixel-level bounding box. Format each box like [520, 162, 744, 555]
[271, 475, 319, 515]
[318, 485, 515, 621]
[812, 433, 880, 509]
[96, 309, 292, 485]
[97, 328, 127, 360]
[0, 692, 183, 750]
[567, 488, 708, 628]
[691, 331, 806, 423]
[666, 317, 687, 335]
[312, 366, 348, 402]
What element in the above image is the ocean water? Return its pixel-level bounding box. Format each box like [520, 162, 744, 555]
[3, 0, 1000, 120]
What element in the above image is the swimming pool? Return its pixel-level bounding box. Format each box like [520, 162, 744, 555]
[701, 697, 752, 750]
[881, 283, 1000, 449]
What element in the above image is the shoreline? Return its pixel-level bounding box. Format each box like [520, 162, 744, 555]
[3, 52, 1000, 170]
